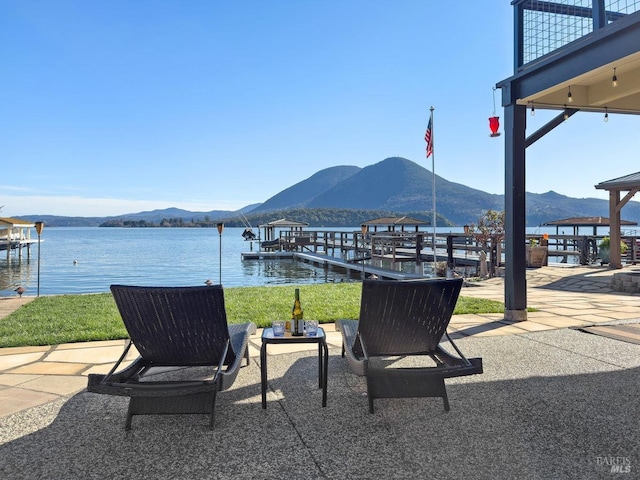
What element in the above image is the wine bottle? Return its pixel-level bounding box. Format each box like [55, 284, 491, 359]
[291, 288, 303, 336]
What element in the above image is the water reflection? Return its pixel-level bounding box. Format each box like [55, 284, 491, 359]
[240, 259, 357, 285]
[0, 259, 35, 293]
[0, 227, 359, 297]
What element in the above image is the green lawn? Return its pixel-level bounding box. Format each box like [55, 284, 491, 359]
[0, 283, 506, 348]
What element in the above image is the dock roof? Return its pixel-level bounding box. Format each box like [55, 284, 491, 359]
[542, 216, 637, 227]
[363, 216, 429, 226]
[0, 217, 35, 227]
[594, 172, 640, 191]
[258, 218, 309, 228]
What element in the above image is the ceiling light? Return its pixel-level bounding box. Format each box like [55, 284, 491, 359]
[612, 67, 618, 88]
[567, 86, 573, 103]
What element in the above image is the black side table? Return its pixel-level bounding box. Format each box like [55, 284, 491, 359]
[260, 326, 328, 409]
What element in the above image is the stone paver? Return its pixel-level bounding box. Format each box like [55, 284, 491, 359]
[0, 386, 59, 417]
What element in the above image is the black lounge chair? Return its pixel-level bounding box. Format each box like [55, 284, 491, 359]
[87, 285, 256, 430]
[336, 278, 482, 413]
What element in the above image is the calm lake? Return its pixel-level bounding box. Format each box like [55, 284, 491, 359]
[0, 227, 365, 297]
[1, 224, 604, 297]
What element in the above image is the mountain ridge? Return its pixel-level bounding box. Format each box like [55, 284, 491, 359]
[13, 157, 640, 227]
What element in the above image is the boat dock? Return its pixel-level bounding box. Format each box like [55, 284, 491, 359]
[240, 250, 425, 280]
[241, 227, 640, 279]
[242, 229, 491, 279]
[0, 217, 40, 262]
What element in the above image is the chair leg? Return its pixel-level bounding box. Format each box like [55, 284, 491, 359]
[244, 346, 250, 366]
[208, 390, 218, 429]
[125, 400, 134, 430]
[368, 394, 375, 413]
[442, 391, 450, 412]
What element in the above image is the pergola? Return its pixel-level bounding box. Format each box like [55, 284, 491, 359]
[541, 216, 637, 236]
[258, 218, 309, 242]
[594, 171, 640, 268]
[362, 216, 429, 233]
[496, 2, 640, 321]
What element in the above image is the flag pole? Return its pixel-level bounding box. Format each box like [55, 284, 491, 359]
[424, 106, 437, 276]
[430, 107, 436, 276]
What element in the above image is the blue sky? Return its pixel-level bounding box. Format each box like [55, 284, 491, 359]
[1, 1, 638, 218]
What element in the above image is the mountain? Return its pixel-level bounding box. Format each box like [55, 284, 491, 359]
[14, 157, 640, 227]
[253, 166, 361, 212]
[19, 205, 262, 228]
[525, 191, 640, 226]
[247, 156, 640, 226]
[306, 157, 503, 225]
[112, 207, 236, 223]
[249, 157, 503, 225]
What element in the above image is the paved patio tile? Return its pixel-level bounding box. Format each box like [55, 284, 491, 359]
[0, 386, 58, 417]
[45, 345, 135, 365]
[8, 362, 89, 375]
[55, 339, 127, 350]
[510, 321, 556, 332]
[0, 345, 49, 356]
[528, 317, 590, 328]
[0, 373, 43, 387]
[0, 352, 46, 371]
[17, 374, 88, 396]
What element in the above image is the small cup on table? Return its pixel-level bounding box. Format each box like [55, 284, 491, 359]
[272, 320, 285, 337]
[304, 320, 319, 337]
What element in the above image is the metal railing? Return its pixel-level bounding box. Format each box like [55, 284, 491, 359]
[515, 0, 640, 66]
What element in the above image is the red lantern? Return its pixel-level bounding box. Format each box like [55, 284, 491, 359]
[489, 116, 501, 137]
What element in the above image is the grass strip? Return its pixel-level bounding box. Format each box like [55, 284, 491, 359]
[0, 283, 506, 348]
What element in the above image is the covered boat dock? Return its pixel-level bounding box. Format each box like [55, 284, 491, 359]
[0, 217, 38, 262]
[542, 216, 638, 236]
[257, 218, 309, 251]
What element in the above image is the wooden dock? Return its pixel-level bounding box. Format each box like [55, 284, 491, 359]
[240, 251, 294, 260]
[243, 229, 492, 279]
[242, 228, 640, 279]
[294, 252, 424, 280]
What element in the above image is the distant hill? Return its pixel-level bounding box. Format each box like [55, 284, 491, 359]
[19, 205, 262, 228]
[249, 157, 504, 224]
[253, 166, 361, 212]
[218, 208, 454, 229]
[109, 207, 249, 223]
[524, 191, 640, 226]
[15, 157, 640, 227]
[305, 157, 503, 225]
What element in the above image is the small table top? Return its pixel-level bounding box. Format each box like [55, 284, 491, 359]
[262, 326, 326, 344]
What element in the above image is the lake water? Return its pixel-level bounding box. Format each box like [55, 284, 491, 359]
[0, 225, 612, 297]
[1, 227, 368, 297]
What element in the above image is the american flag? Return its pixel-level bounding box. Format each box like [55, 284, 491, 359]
[424, 117, 433, 158]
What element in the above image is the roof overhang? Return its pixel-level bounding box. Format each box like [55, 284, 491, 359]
[258, 218, 309, 228]
[0, 217, 35, 228]
[363, 216, 429, 226]
[595, 172, 640, 191]
[542, 216, 637, 226]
